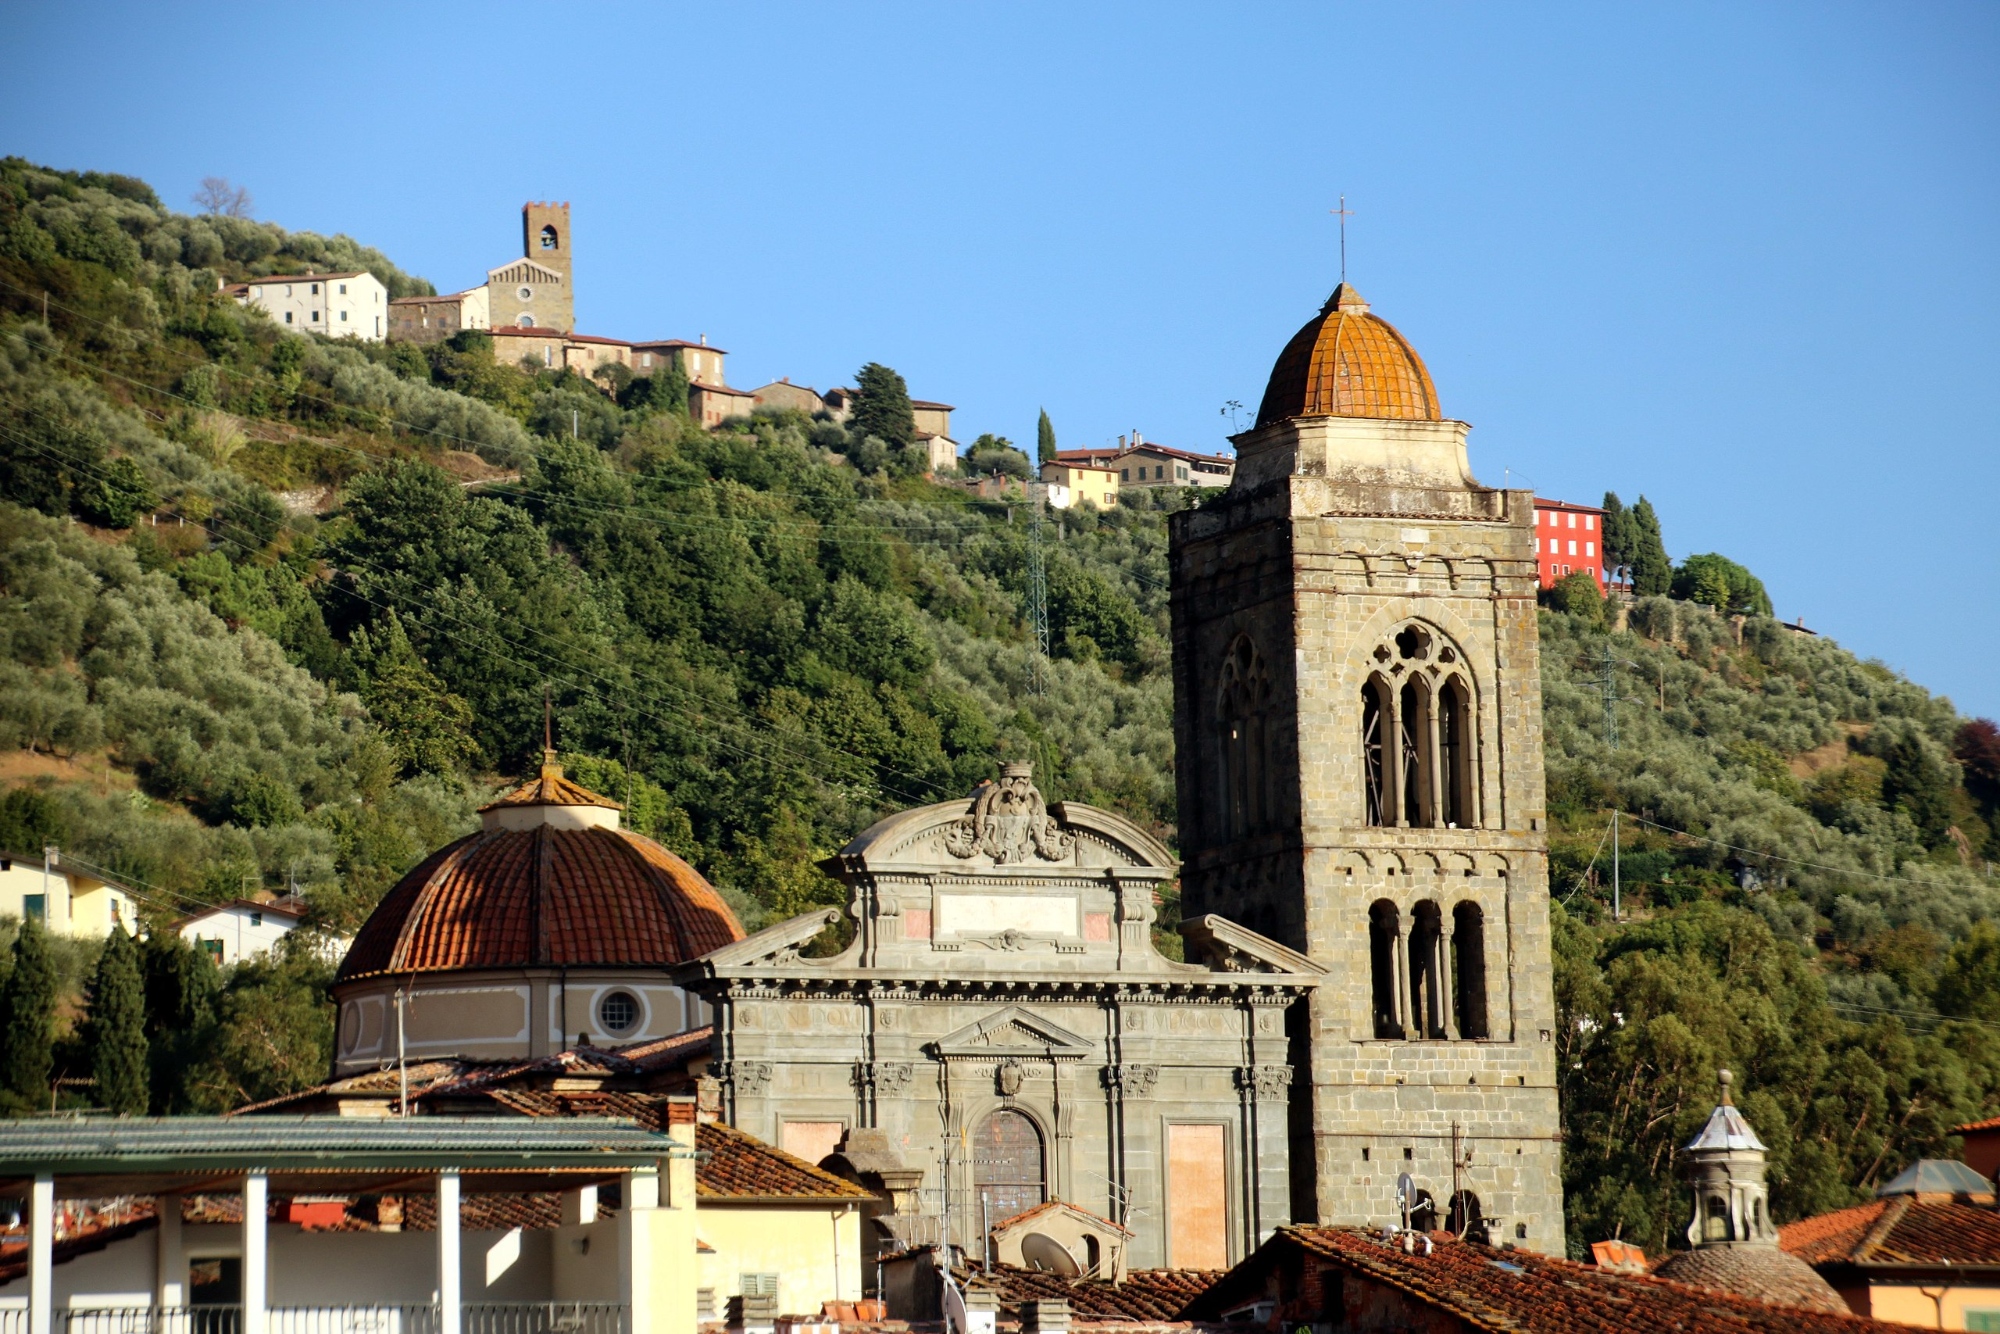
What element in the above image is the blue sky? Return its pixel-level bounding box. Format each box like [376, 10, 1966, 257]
[7, 3, 1998, 716]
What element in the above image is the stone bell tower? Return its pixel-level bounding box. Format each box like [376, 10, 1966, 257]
[1167, 282, 1565, 1252]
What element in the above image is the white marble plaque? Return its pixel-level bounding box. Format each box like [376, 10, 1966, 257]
[936, 892, 1078, 937]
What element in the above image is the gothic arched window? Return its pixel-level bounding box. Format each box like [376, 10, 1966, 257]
[1361, 675, 1392, 826]
[973, 1109, 1045, 1222]
[1409, 900, 1450, 1039]
[1360, 624, 1478, 830]
[1216, 635, 1273, 841]
[1452, 900, 1489, 1039]
[1369, 899, 1404, 1039]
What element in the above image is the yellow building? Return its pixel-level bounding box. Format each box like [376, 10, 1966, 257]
[1040, 459, 1119, 510]
[0, 849, 136, 938]
[694, 1121, 872, 1320]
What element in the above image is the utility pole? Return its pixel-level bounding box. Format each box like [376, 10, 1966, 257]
[1597, 643, 1619, 751]
[1612, 809, 1621, 922]
[1026, 483, 1051, 696]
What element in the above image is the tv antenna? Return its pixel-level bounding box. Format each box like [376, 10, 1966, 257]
[1330, 195, 1355, 282]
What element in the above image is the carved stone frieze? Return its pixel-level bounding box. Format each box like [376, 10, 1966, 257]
[942, 763, 1074, 864]
[1237, 1065, 1292, 1101]
[995, 1059, 1026, 1097]
[722, 1060, 774, 1096]
[854, 1061, 915, 1095]
[1102, 1063, 1159, 1096]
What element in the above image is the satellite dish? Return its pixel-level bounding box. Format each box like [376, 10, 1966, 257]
[1022, 1232, 1083, 1277]
[943, 1276, 969, 1334]
[1396, 1173, 1416, 1227]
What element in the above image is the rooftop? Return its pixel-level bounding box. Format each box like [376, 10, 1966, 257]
[962, 1263, 1223, 1322]
[691, 1122, 876, 1204]
[241, 272, 368, 286]
[1185, 1227, 1906, 1333]
[1784, 1195, 2000, 1269]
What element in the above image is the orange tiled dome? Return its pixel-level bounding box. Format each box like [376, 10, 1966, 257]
[337, 766, 742, 981]
[1254, 284, 1441, 428]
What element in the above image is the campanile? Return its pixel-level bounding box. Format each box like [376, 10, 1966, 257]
[1167, 283, 1565, 1252]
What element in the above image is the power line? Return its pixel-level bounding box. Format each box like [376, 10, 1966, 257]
[1622, 812, 1982, 894]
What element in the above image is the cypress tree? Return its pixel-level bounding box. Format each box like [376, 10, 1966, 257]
[85, 927, 147, 1115]
[849, 363, 915, 449]
[0, 916, 58, 1114]
[1629, 496, 1673, 597]
[1600, 491, 1636, 582]
[140, 933, 220, 1113]
[1037, 409, 1057, 465]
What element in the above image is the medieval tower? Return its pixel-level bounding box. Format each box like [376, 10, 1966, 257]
[486, 201, 573, 333]
[1167, 283, 1565, 1253]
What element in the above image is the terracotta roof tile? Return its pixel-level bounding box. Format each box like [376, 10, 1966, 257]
[1185, 1227, 1908, 1332]
[963, 1264, 1222, 1321]
[695, 1122, 876, 1203]
[1781, 1195, 2000, 1267]
[1255, 284, 1440, 428]
[337, 824, 741, 981]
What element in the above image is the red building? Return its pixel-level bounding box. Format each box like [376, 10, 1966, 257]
[1533, 497, 1605, 590]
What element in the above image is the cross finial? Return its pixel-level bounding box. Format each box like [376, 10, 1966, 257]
[1330, 195, 1355, 283]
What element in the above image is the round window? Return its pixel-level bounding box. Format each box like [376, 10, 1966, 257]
[518, 286, 534, 301]
[598, 990, 640, 1034]
[516, 313, 535, 327]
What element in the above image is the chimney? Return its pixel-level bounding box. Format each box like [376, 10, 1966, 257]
[700, 333, 708, 346]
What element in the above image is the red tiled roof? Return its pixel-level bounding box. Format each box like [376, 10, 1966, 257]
[1114, 443, 1235, 467]
[690, 382, 755, 397]
[0, 1204, 157, 1283]
[695, 1122, 876, 1204]
[479, 762, 622, 812]
[963, 1263, 1222, 1321]
[335, 824, 742, 981]
[1957, 1114, 2000, 1133]
[181, 1191, 565, 1234]
[1185, 1227, 1907, 1332]
[910, 400, 955, 411]
[242, 272, 368, 286]
[1533, 497, 1606, 515]
[1781, 1195, 2000, 1268]
[629, 339, 729, 354]
[989, 1199, 1133, 1237]
[171, 896, 307, 930]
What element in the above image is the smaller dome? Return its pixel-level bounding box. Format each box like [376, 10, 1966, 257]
[337, 762, 742, 982]
[1254, 284, 1441, 428]
[1651, 1246, 1849, 1314]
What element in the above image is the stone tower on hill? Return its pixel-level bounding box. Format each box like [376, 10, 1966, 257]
[1166, 282, 1565, 1252]
[486, 201, 573, 333]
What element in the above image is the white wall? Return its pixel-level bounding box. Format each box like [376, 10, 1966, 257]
[179, 909, 298, 966]
[241, 274, 388, 342]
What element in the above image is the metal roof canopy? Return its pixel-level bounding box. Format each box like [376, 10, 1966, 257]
[0, 1116, 685, 1199]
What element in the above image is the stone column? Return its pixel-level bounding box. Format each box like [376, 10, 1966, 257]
[156, 1191, 183, 1308]
[438, 1170, 461, 1334]
[243, 1173, 267, 1334]
[28, 1172, 52, 1334]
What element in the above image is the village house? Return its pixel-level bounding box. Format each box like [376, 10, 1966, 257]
[1532, 497, 1605, 588]
[387, 287, 490, 343]
[1104, 434, 1234, 488]
[0, 848, 135, 939]
[1039, 459, 1118, 510]
[173, 897, 308, 966]
[229, 271, 388, 341]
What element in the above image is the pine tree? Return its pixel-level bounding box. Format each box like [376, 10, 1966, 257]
[0, 916, 58, 1114]
[1629, 496, 1673, 597]
[849, 363, 915, 449]
[1037, 409, 1057, 465]
[85, 927, 147, 1115]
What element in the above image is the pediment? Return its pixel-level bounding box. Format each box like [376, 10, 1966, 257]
[932, 1005, 1095, 1060]
[1179, 915, 1327, 977]
[690, 909, 840, 970]
[825, 769, 1176, 878]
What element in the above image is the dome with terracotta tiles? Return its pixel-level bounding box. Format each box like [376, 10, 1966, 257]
[1253, 283, 1441, 428]
[337, 759, 743, 984]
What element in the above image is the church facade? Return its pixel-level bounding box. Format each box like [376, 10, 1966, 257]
[672, 765, 1324, 1273]
[1167, 283, 1565, 1252]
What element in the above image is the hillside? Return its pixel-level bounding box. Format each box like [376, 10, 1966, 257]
[3, 159, 2000, 1254]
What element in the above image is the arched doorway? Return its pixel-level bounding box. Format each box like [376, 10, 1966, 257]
[973, 1108, 1046, 1222]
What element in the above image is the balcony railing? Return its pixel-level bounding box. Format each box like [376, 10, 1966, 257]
[0, 1306, 627, 1334]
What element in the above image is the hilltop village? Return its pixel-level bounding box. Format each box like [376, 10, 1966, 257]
[2, 166, 2000, 1334]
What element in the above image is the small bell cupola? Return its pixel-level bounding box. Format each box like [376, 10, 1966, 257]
[1682, 1069, 1777, 1248]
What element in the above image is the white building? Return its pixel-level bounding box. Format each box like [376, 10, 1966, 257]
[231, 271, 389, 341]
[0, 849, 136, 938]
[175, 898, 309, 965]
